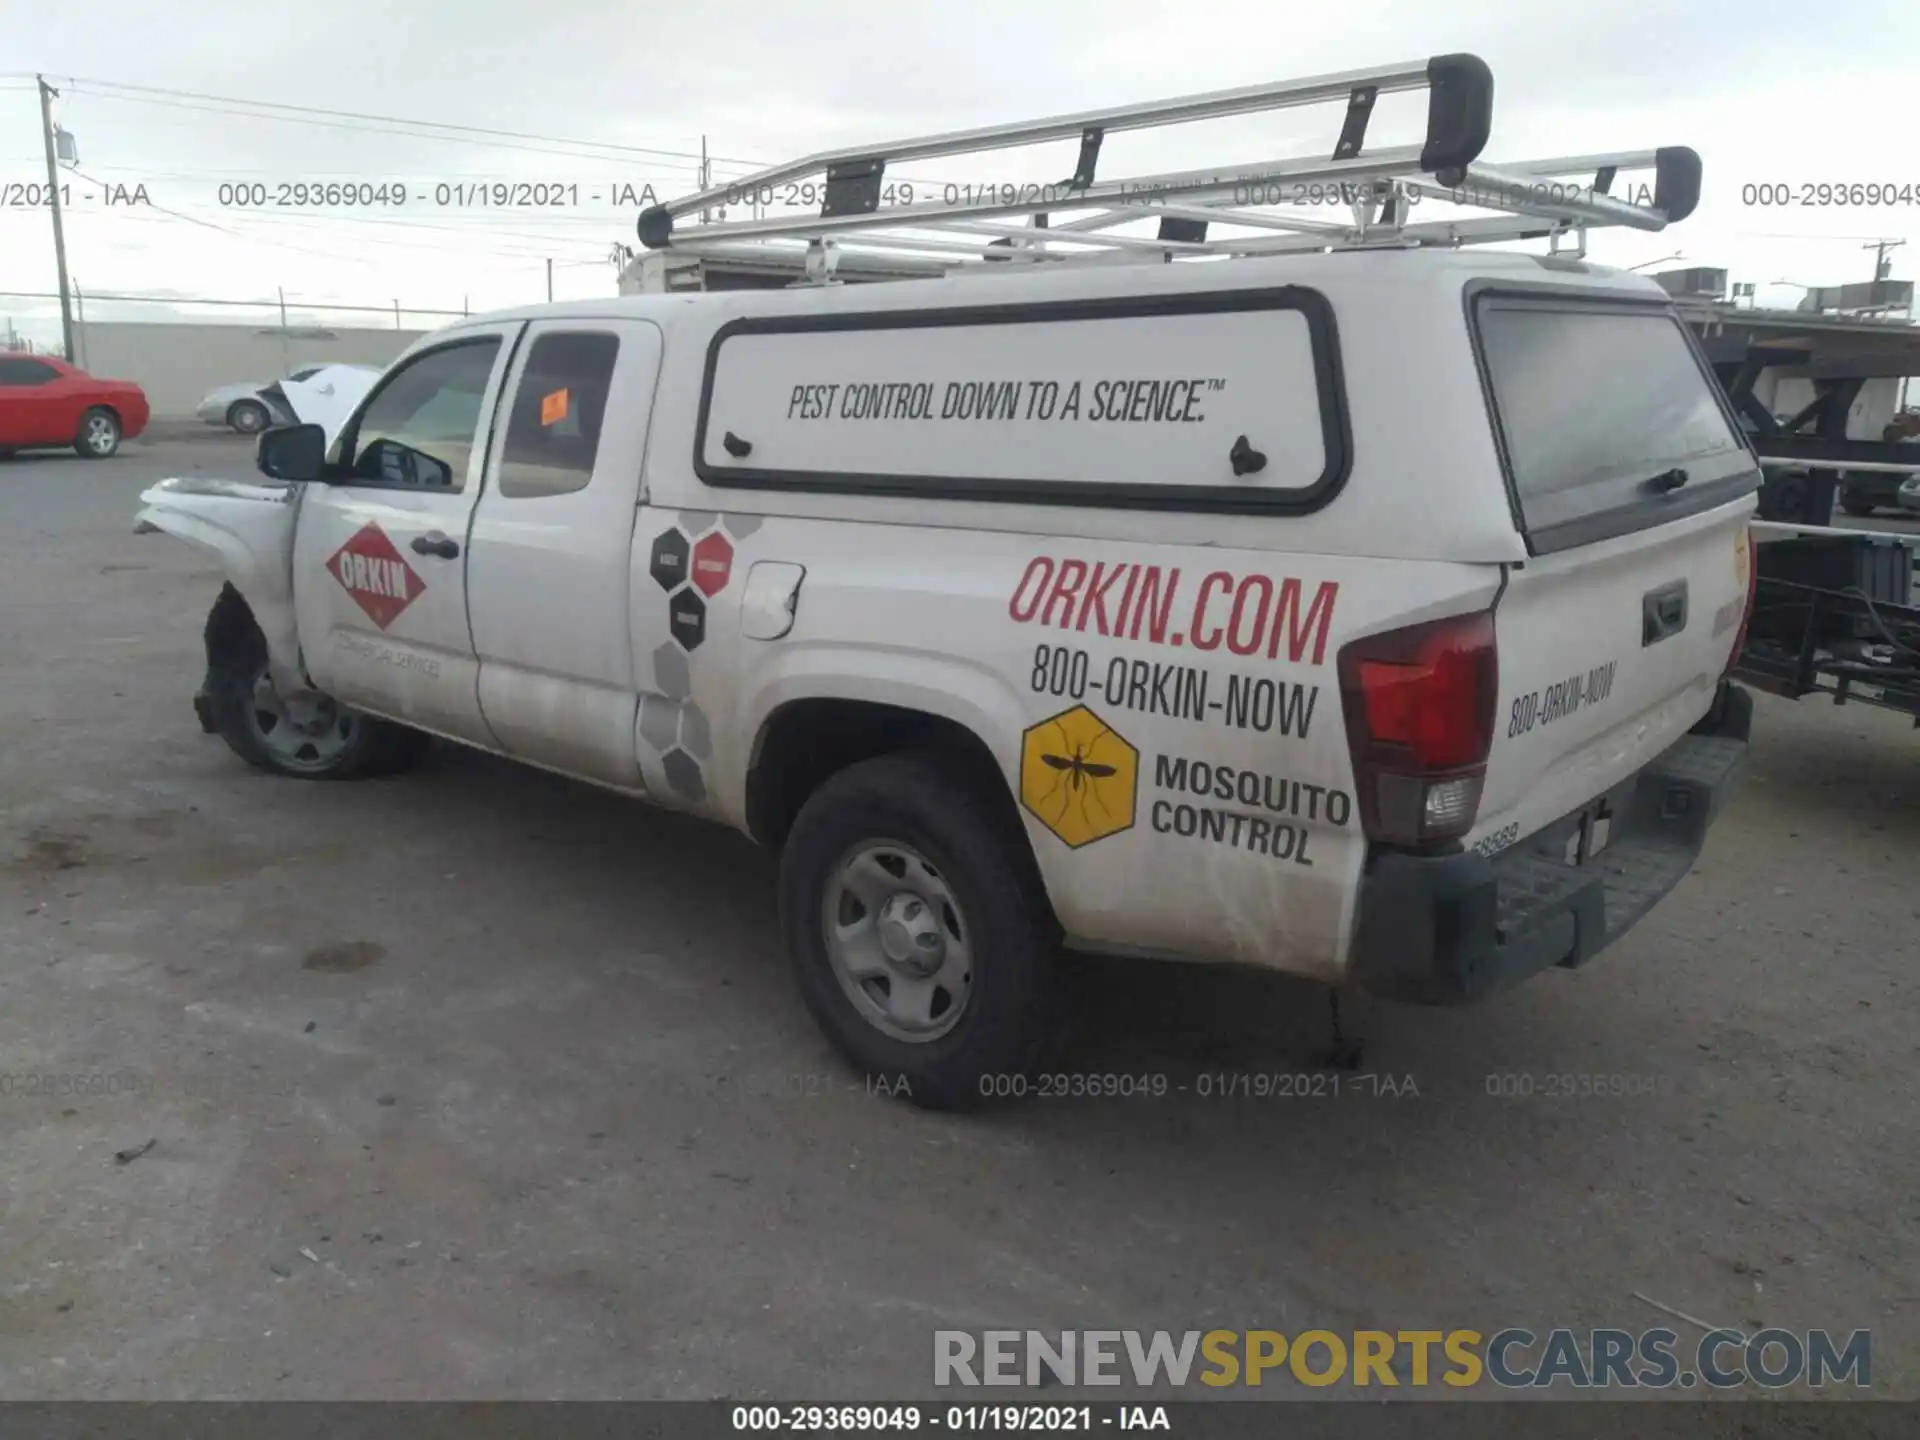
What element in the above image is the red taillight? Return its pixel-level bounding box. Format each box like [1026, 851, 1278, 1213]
[1337, 610, 1499, 849]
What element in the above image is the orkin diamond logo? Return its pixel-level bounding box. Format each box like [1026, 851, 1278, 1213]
[326, 523, 425, 630]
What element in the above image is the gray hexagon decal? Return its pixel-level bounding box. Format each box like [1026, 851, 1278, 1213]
[677, 510, 717, 535]
[721, 513, 764, 539]
[678, 701, 711, 760]
[638, 695, 680, 752]
[651, 642, 691, 700]
[662, 748, 706, 802]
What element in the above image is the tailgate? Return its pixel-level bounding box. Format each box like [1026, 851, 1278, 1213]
[1467, 289, 1759, 852]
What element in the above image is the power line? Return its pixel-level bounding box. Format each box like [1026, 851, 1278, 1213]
[57, 90, 684, 168]
[0, 287, 473, 318]
[100, 214, 587, 264]
[1, 157, 711, 181]
[23, 75, 968, 189]
[55, 165, 430, 266]
[92, 194, 619, 244]
[71, 207, 612, 268]
[1730, 230, 1919, 242]
[72, 76, 741, 162]
[193, 209, 613, 249]
[0, 164, 725, 223]
[8, 166, 624, 270]
[53, 76, 764, 168]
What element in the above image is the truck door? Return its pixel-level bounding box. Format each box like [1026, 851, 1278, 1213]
[291, 326, 521, 748]
[465, 318, 664, 788]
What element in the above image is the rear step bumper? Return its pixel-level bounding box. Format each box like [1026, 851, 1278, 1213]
[1348, 685, 1751, 1005]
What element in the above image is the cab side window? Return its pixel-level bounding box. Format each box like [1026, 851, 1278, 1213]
[346, 339, 500, 491]
[497, 332, 621, 499]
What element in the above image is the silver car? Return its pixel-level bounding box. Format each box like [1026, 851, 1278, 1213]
[1899, 473, 1920, 514]
[195, 365, 377, 434]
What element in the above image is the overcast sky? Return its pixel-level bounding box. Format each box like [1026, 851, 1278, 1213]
[3, 0, 1918, 351]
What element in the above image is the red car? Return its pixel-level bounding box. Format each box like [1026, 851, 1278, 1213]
[0, 354, 149, 459]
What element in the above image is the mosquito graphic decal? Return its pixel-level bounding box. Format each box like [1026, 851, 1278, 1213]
[1018, 704, 1139, 848]
[1042, 744, 1118, 789]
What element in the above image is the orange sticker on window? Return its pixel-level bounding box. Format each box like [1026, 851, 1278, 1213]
[540, 388, 570, 426]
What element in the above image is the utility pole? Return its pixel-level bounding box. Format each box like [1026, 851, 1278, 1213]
[36, 76, 75, 362]
[546, 257, 553, 302]
[1865, 237, 1904, 282]
[699, 134, 710, 224]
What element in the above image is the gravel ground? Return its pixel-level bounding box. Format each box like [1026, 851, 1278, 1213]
[0, 435, 1914, 1412]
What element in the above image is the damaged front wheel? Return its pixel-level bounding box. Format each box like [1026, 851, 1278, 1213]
[235, 666, 363, 774]
[201, 585, 429, 780]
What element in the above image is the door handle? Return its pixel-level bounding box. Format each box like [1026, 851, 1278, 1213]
[411, 531, 460, 560]
[1641, 579, 1688, 646]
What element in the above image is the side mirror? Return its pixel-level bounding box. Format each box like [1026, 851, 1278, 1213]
[256, 423, 328, 482]
[357, 438, 454, 490]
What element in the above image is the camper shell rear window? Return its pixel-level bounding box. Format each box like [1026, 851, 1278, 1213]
[1469, 288, 1758, 554]
[692, 288, 1351, 515]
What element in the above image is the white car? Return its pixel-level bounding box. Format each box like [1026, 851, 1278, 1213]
[196, 364, 380, 434]
[1899, 474, 1920, 513]
[133, 55, 1757, 1109]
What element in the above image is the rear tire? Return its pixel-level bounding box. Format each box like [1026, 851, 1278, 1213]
[1840, 492, 1878, 518]
[201, 585, 429, 780]
[779, 750, 1060, 1110]
[74, 407, 120, 459]
[227, 399, 271, 435]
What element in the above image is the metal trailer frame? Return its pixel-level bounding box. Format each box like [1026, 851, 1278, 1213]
[1736, 522, 1919, 723]
[1694, 312, 1920, 527]
[632, 54, 1702, 276]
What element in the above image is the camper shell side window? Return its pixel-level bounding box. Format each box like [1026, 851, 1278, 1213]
[691, 287, 1352, 516]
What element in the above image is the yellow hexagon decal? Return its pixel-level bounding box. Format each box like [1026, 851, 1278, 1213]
[1020, 704, 1138, 849]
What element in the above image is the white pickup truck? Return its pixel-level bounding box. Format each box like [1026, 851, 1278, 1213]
[135, 57, 1757, 1107]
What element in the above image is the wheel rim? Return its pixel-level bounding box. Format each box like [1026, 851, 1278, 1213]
[85, 415, 117, 453]
[244, 667, 357, 772]
[822, 839, 973, 1043]
[234, 405, 265, 433]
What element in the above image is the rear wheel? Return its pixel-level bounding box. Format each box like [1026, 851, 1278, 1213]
[1840, 491, 1879, 518]
[201, 587, 428, 780]
[227, 399, 271, 435]
[779, 751, 1060, 1110]
[74, 407, 120, 459]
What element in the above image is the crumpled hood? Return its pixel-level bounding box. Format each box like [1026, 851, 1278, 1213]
[138, 475, 297, 505]
[261, 364, 380, 446]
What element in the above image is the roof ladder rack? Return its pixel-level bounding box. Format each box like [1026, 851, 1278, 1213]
[634, 55, 1702, 277]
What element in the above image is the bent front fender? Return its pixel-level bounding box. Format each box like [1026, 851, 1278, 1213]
[134, 476, 304, 693]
